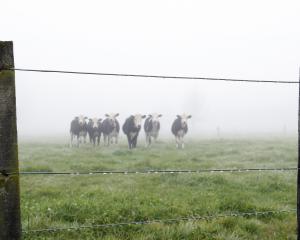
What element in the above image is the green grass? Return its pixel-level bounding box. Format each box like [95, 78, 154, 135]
[19, 137, 297, 239]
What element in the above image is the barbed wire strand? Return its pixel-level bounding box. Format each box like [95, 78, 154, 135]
[6, 68, 299, 84]
[2, 167, 297, 177]
[22, 209, 296, 234]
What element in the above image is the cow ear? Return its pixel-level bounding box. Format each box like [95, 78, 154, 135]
[158, 114, 162, 117]
[142, 115, 146, 119]
[148, 114, 152, 117]
[105, 114, 109, 117]
[115, 113, 119, 117]
[188, 115, 192, 119]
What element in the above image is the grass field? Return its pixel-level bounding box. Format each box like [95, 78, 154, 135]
[19, 137, 297, 239]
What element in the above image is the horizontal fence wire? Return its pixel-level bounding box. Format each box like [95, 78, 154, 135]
[2, 167, 297, 176]
[22, 209, 296, 234]
[4, 68, 298, 84]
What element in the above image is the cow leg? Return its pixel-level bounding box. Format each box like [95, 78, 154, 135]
[108, 136, 111, 146]
[126, 135, 132, 149]
[77, 135, 80, 148]
[132, 135, 138, 148]
[175, 136, 180, 149]
[84, 133, 87, 144]
[106, 135, 110, 146]
[178, 136, 182, 149]
[70, 133, 73, 147]
[154, 133, 158, 142]
[145, 134, 149, 147]
[103, 135, 106, 146]
[106, 135, 108, 146]
[180, 136, 184, 149]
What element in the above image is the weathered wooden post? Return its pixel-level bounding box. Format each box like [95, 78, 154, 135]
[298, 67, 300, 240]
[0, 41, 21, 240]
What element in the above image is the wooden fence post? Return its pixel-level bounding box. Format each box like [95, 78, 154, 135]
[0, 41, 21, 239]
[298, 67, 300, 240]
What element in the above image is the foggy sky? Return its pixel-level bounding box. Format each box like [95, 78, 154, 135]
[1, 0, 299, 138]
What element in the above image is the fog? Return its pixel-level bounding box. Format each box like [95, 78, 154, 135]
[1, 0, 299, 139]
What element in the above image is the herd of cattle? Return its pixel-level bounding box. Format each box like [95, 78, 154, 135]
[70, 113, 192, 149]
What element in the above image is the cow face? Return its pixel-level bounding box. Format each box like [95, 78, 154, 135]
[78, 115, 88, 126]
[92, 118, 102, 128]
[177, 114, 192, 127]
[149, 113, 162, 122]
[149, 113, 162, 129]
[105, 113, 119, 127]
[133, 114, 146, 128]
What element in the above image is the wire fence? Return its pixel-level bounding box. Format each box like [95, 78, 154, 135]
[6, 68, 299, 84]
[1, 167, 297, 177]
[22, 209, 296, 234]
[4, 66, 297, 236]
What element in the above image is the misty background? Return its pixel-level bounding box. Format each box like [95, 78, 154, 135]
[1, 0, 299, 139]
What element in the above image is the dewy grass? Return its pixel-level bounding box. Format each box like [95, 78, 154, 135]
[19, 137, 297, 239]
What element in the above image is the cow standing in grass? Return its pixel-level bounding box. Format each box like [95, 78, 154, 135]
[171, 114, 192, 149]
[87, 118, 102, 146]
[102, 113, 120, 146]
[122, 114, 146, 149]
[70, 115, 88, 147]
[87, 118, 93, 143]
[144, 113, 162, 147]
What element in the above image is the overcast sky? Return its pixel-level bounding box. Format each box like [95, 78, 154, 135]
[1, 0, 299, 138]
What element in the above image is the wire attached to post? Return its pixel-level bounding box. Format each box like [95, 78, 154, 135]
[22, 209, 296, 234]
[5, 68, 299, 84]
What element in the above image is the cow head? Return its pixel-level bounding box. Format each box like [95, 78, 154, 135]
[92, 118, 102, 128]
[132, 114, 146, 128]
[177, 114, 192, 127]
[78, 115, 88, 126]
[149, 113, 162, 121]
[105, 113, 119, 128]
[149, 113, 162, 127]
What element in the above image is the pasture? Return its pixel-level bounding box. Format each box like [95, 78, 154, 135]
[19, 137, 297, 239]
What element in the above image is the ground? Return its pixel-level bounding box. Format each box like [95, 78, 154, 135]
[19, 137, 297, 239]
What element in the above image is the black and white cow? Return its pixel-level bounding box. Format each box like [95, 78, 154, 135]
[144, 113, 162, 147]
[171, 114, 192, 149]
[101, 113, 120, 146]
[122, 114, 146, 149]
[70, 115, 88, 147]
[87, 118, 93, 143]
[87, 118, 102, 146]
